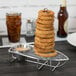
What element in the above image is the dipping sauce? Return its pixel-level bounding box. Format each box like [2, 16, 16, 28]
[16, 47, 29, 52]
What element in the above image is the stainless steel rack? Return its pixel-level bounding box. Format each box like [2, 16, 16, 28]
[8, 42, 69, 71]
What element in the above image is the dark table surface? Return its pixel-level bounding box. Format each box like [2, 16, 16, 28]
[0, 36, 76, 76]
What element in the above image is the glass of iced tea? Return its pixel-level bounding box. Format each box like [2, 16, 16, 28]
[6, 13, 21, 43]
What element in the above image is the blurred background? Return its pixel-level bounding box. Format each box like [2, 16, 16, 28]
[0, 0, 76, 35]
